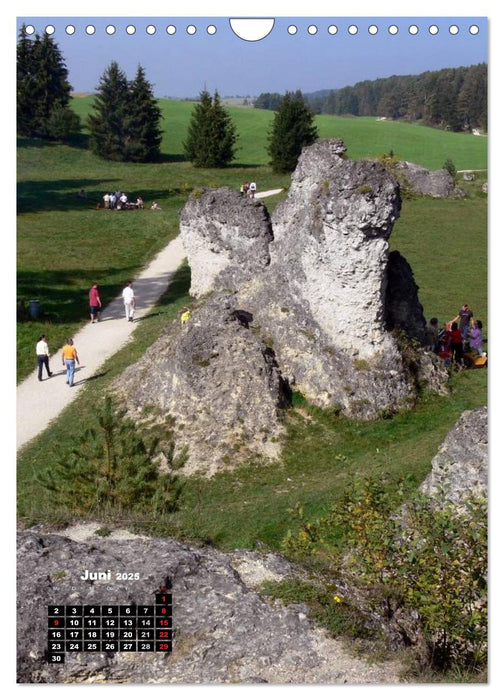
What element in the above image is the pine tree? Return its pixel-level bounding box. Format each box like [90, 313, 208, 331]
[37, 395, 185, 517]
[88, 62, 130, 161]
[123, 65, 163, 162]
[16, 27, 80, 140]
[267, 91, 318, 173]
[16, 26, 37, 137]
[183, 89, 238, 167]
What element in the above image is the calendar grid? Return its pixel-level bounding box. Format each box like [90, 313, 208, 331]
[47, 590, 172, 663]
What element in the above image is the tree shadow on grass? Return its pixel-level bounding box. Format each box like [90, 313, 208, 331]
[17, 262, 192, 327]
[17, 267, 138, 324]
[228, 162, 265, 169]
[17, 180, 177, 214]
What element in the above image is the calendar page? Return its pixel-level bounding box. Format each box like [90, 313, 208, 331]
[15, 3, 489, 688]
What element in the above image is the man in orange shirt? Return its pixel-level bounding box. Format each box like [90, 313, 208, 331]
[61, 338, 80, 387]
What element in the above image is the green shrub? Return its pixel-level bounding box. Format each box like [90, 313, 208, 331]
[282, 475, 487, 672]
[37, 395, 185, 518]
[443, 158, 457, 178]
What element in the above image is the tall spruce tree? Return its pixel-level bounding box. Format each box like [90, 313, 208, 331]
[124, 66, 163, 162]
[17, 27, 80, 140]
[183, 89, 237, 167]
[267, 91, 318, 173]
[88, 62, 163, 162]
[88, 62, 130, 161]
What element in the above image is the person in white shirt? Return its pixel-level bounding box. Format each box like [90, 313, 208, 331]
[249, 181, 257, 199]
[36, 334, 53, 381]
[122, 281, 136, 322]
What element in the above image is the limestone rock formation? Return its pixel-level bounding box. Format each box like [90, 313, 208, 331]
[17, 529, 399, 684]
[180, 188, 273, 298]
[269, 142, 402, 357]
[393, 160, 455, 198]
[118, 291, 289, 475]
[116, 139, 447, 473]
[420, 406, 488, 506]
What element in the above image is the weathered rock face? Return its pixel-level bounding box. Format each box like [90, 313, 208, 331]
[270, 144, 401, 357]
[420, 407, 488, 506]
[118, 292, 288, 475]
[180, 188, 273, 298]
[393, 161, 455, 198]
[117, 139, 447, 473]
[17, 529, 399, 684]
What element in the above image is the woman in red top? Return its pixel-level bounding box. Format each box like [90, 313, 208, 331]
[450, 322, 464, 366]
[89, 284, 102, 323]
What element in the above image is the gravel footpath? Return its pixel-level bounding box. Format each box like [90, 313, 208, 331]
[16, 236, 186, 451]
[16, 190, 282, 452]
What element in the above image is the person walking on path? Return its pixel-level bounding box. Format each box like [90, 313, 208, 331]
[89, 284, 102, 323]
[249, 181, 257, 199]
[61, 338, 80, 387]
[36, 334, 52, 381]
[122, 281, 136, 322]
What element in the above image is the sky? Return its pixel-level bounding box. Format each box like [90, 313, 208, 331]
[15, 14, 488, 99]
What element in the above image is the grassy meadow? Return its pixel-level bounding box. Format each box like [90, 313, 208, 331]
[17, 98, 488, 545]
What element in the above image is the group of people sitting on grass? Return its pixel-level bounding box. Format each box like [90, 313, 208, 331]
[101, 191, 144, 210]
[426, 303, 486, 368]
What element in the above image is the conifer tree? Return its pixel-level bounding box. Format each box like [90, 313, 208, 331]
[267, 90, 318, 173]
[88, 61, 130, 161]
[183, 89, 238, 167]
[16, 27, 80, 140]
[38, 395, 185, 517]
[124, 65, 163, 162]
[88, 62, 163, 162]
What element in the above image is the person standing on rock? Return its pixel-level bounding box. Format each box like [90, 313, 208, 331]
[36, 334, 52, 381]
[61, 338, 80, 387]
[89, 284, 102, 323]
[122, 281, 136, 322]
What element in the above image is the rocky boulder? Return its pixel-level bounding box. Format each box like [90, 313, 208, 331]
[180, 188, 273, 298]
[117, 291, 288, 475]
[420, 406, 488, 506]
[17, 529, 399, 684]
[116, 139, 447, 473]
[269, 144, 401, 357]
[385, 250, 427, 343]
[393, 161, 455, 198]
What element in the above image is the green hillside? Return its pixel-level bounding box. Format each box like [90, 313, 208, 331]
[71, 96, 487, 171]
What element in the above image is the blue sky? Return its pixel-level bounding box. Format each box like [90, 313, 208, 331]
[16, 15, 487, 98]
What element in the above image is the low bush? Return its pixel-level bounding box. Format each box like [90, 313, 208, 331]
[282, 474, 487, 673]
[37, 395, 186, 519]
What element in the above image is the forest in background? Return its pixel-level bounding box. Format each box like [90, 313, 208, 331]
[255, 64, 487, 132]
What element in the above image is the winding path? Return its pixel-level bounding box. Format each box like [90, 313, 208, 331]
[16, 237, 186, 451]
[16, 189, 284, 452]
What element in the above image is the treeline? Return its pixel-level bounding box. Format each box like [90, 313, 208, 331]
[309, 64, 488, 131]
[255, 64, 487, 132]
[16, 29, 318, 172]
